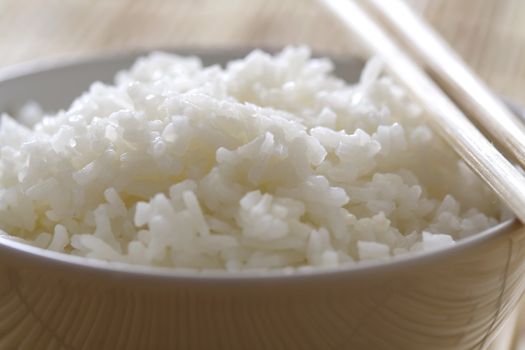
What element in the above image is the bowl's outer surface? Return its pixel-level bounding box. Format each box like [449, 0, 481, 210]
[0, 49, 525, 350]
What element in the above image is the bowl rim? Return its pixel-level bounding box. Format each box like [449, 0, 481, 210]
[0, 47, 519, 283]
[0, 220, 517, 283]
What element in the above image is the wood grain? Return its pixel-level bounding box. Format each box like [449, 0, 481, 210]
[0, 0, 523, 101]
[406, 0, 525, 103]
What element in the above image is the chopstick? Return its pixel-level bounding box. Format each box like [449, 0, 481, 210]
[362, 0, 525, 171]
[320, 0, 525, 223]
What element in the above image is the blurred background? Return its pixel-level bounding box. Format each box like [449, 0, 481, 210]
[0, 0, 524, 102]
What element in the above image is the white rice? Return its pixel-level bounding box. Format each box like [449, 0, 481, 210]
[0, 47, 505, 271]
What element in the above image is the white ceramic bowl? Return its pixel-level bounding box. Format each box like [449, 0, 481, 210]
[0, 49, 523, 350]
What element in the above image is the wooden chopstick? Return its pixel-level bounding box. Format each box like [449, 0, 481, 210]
[362, 0, 525, 171]
[320, 0, 525, 223]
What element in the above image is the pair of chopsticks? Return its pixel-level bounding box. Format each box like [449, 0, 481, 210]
[320, 0, 525, 224]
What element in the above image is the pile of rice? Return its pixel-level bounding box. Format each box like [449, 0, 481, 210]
[0, 47, 505, 271]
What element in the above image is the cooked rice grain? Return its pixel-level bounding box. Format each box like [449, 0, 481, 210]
[0, 47, 504, 271]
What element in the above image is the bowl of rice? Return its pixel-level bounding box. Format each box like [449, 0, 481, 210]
[0, 47, 523, 350]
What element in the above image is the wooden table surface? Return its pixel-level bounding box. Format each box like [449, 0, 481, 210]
[0, 0, 524, 348]
[0, 0, 524, 102]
